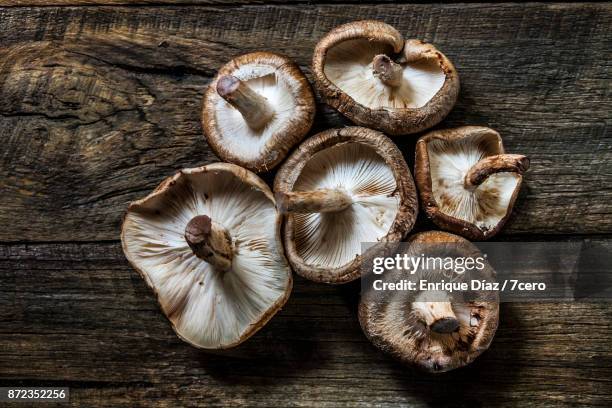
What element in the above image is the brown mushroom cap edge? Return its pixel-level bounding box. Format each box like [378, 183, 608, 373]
[203, 52, 315, 173]
[274, 126, 419, 284]
[415, 126, 529, 240]
[358, 231, 500, 373]
[121, 163, 293, 349]
[312, 20, 459, 135]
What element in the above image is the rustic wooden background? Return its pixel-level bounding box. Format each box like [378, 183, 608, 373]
[1, 2, 611, 407]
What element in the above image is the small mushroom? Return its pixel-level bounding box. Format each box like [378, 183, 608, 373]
[359, 231, 499, 373]
[121, 163, 292, 349]
[312, 20, 459, 135]
[415, 126, 530, 240]
[202, 52, 315, 173]
[274, 126, 419, 284]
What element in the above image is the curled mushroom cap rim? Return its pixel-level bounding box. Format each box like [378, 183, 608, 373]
[274, 126, 419, 284]
[121, 162, 292, 349]
[358, 230, 500, 373]
[203, 51, 316, 173]
[312, 20, 460, 135]
[415, 126, 530, 240]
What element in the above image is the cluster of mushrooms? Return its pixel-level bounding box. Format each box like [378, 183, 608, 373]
[121, 21, 529, 372]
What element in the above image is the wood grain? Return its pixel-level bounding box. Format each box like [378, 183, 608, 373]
[0, 4, 611, 407]
[0, 0, 602, 5]
[1, 0, 232, 4]
[0, 0, 498, 6]
[1, 241, 611, 407]
[0, 3, 611, 241]
[2, 0, 382, 6]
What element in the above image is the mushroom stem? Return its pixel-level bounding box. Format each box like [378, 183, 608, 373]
[413, 291, 459, 334]
[464, 154, 530, 190]
[372, 54, 403, 88]
[277, 189, 353, 214]
[185, 215, 233, 271]
[216, 75, 275, 130]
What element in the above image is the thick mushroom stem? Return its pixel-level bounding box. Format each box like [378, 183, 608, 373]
[372, 54, 403, 88]
[276, 189, 353, 214]
[464, 154, 530, 190]
[184, 215, 233, 271]
[413, 291, 459, 334]
[216, 75, 275, 130]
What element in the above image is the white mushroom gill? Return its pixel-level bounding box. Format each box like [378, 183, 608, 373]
[214, 64, 298, 162]
[324, 39, 445, 109]
[122, 169, 290, 348]
[427, 136, 520, 232]
[292, 143, 399, 268]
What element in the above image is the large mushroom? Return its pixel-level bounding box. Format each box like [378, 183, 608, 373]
[359, 231, 499, 373]
[312, 20, 459, 135]
[121, 163, 292, 349]
[415, 126, 529, 240]
[202, 52, 315, 173]
[274, 127, 419, 284]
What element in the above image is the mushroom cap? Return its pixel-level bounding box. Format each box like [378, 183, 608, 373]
[415, 126, 526, 240]
[121, 163, 292, 349]
[359, 231, 499, 373]
[312, 20, 459, 135]
[203, 52, 315, 173]
[274, 127, 418, 284]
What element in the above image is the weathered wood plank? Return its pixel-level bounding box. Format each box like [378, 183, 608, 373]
[0, 0, 603, 5]
[0, 0, 532, 6]
[1, 0, 238, 5]
[0, 0, 400, 5]
[1, 241, 611, 407]
[0, 4, 611, 242]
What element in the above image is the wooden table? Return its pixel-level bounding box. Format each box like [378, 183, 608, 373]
[1, 2, 611, 406]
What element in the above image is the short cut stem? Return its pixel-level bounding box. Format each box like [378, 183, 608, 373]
[464, 154, 530, 190]
[413, 291, 459, 334]
[277, 189, 353, 214]
[185, 215, 233, 271]
[372, 54, 403, 88]
[413, 301, 459, 334]
[216, 75, 275, 130]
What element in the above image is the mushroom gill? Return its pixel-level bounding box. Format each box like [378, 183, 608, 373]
[121, 164, 292, 349]
[312, 21, 458, 135]
[203, 52, 315, 173]
[213, 72, 298, 162]
[275, 127, 418, 284]
[416, 126, 529, 239]
[372, 295, 494, 372]
[290, 142, 400, 268]
[359, 231, 499, 372]
[324, 39, 445, 109]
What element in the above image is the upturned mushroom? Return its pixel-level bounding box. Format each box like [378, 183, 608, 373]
[312, 20, 459, 135]
[202, 52, 315, 173]
[415, 126, 529, 240]
[121, 163, 292, 349]
[274, 127, 419, 284]
[359, 231, 499, 373]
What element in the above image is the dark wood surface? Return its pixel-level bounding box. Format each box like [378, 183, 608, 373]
[0, 3, 611, 407]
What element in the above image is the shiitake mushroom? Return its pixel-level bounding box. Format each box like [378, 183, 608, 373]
[312, 20, 459, 135]
[359, 231, 499, 373]
[274, 127, 419, 284]
[202, 52, 315, 173]
[415, 126, 529, 240]
[119, 24, 529, 365]
[121, 163, 292, 349]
